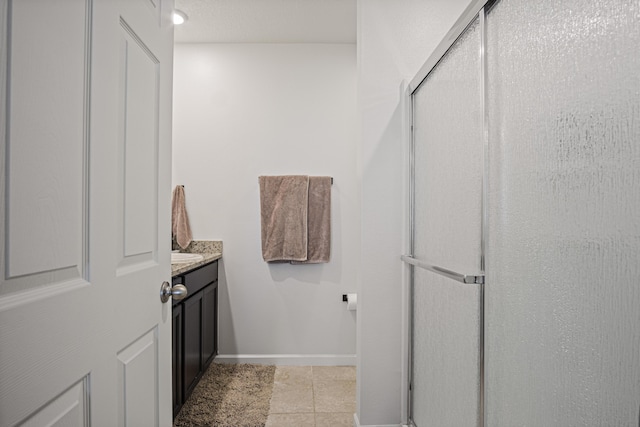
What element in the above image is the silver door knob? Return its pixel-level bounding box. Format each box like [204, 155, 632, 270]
[160, 281, 188, 303]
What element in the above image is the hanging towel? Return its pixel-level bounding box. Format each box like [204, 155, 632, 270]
[292, 176, 331, 264]
[172, 185, 193, 250]
[259, 175, 309, 262]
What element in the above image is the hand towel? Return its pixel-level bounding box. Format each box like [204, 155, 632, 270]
[292, 176, 331, 264]
[259, 175, 309, 262]
[172, 185, 193, 250]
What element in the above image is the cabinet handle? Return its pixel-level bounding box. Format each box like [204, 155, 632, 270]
[160, 281, 188, 303]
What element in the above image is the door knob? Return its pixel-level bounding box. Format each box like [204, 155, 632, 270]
[160, 281, 188, 303]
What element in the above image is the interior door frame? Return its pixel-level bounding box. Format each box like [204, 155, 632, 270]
[403, 0, 491, 426]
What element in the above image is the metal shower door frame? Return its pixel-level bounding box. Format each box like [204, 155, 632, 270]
[403, 0, 492, 426]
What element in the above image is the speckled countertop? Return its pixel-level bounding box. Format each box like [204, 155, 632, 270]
[171, 252, 222, 276]
[171, 240, 222, 277]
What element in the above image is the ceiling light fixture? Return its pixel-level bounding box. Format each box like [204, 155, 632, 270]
[172, 10, 188, 25]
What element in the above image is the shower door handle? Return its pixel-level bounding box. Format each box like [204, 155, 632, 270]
[401, 255, 484, 285]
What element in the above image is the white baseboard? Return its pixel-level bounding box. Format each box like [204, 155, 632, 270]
[215, 354, 356, 366]
[353, 413, 406, 427]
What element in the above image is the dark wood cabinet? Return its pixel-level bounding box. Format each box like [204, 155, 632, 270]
[172, 302, 183, 417]
[202, 283, 218, 366]
[183, 293, 203, 399]
[172, 259, 218, 418]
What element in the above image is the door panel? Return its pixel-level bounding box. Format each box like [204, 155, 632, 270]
[22, 378, 89, 427]
[183, 293, 203, 399]
[413, 269, 480, 426]
[410, 15, 483, 427]
[202, 284, 217, 365]
[3, 0, 88, 293]
[118, 20, 159, 266]
[172, 302, 183, 417]
[0, 0, 174, 425]
[413, 18, 483, 275]
[117, 328, 159, 426]
[485, 0, 640, 424]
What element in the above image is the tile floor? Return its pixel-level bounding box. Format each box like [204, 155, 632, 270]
[265, 366, 356, 427]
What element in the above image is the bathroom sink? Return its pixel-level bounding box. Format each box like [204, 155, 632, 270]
[171, 252, 204, 263]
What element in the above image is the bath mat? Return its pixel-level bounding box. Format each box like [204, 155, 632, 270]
[174, 363, 276, 427]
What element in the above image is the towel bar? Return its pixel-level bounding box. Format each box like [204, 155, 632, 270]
[401, 255, 484, 284]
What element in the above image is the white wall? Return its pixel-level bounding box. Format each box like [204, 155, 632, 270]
[172, 43, 358, 364]
[356, 1, 472, 425]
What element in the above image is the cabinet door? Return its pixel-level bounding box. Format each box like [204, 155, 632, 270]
[183, 291, 203, 400]
[202, 283, 218, 367]
[172, 302, 183, 417]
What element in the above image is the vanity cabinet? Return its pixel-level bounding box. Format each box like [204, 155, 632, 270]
[172, 259, 218, 418]
[172, 301, 183, 417]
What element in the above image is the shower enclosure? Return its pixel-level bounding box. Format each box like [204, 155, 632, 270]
[404, 0, 640, 425]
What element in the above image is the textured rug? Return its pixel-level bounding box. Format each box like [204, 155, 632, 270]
[174, 363, 276, 427]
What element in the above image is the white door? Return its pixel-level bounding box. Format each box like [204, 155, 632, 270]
[0, 0, 174, 425]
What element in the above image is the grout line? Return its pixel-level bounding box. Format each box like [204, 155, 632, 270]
[311, 366, 318, 426]
[266, 365, 356, 425]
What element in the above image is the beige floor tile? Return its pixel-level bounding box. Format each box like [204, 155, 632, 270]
[269, 383, 314, 413]
[274, 365, 313, 384]
[268, 365, 356, 421]
[312, 366, 356, 382]
[265, 413, 316, 427]
[315, 412, 354, 427]
[270, 366, 314, 413]
[313, 379, 356, 413]
[269, 366, 313, 414]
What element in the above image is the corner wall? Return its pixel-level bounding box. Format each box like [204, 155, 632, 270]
[356, 1, 472, 424]
[172, 43, 358, 364]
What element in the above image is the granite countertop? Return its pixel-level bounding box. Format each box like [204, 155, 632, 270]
[171, 252, 222, 276]
[171, 240, 223, 277]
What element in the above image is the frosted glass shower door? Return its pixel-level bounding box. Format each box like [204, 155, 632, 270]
[485, 0, 640, 425]
[409, 17, 484, 427]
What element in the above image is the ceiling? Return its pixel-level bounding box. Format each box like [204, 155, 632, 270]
[173, 0, 357, 44]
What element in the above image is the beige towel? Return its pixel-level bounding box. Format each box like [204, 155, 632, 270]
[172, 185, 193, 250]
[292, 176, 331, 264]
[259, 175, 309, 262]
